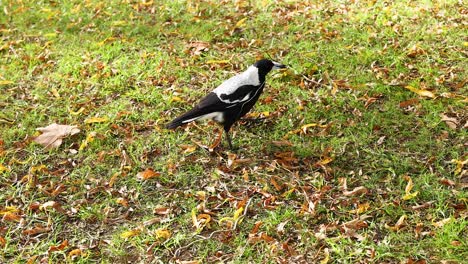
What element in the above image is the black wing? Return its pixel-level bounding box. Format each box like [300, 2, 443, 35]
[217, 85, 257, 103]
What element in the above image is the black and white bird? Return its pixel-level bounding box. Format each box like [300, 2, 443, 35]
[166, 59, 286, 150]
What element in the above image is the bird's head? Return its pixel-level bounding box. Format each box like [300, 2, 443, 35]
[253, 59, 286, 75]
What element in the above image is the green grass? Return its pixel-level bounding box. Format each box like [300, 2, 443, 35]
[1, 0, 467, 263]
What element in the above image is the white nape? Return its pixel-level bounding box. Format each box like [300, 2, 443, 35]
[213, 66, 260, 102]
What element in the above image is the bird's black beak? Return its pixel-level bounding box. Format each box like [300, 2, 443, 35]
[272, 61, 287, 70]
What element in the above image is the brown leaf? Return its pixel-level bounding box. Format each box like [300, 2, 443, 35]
[186, 41, 209, 56]
[154, 207, 170, 215]
[439, 178, 455, 187]
[34, 123, 80, 149]
[407, 44, 426, 58]
[116, 198, 129, 207]
[40, 201, 66, 213]
[248, 232, 276, 244]
[0, 236, 5, 248]
[2, 212, 22, 222]
[342, 217, 369, 230]
[432, 218, 451, 228]
[48, 240, 68, 253]
[136, 168, 161, 180]
[343, 186, 368, 196]
[250, 221, 263, 234]
[22, 226, 51, 236]
[439, 113, 458, 130]
[399, 98, 420, 108]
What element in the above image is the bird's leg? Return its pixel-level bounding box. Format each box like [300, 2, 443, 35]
[225, 130, 234, 151]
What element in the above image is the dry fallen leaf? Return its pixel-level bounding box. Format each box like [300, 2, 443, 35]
[439, 113, 458, 130]
[84, 116, 109, 124]
[432, 218, 451, 228]
[48, 240, 68, 253]
[154, 228, 171, 240]
[385, 215, 406, 231]
[404, 85, 436, 99]
[120, 229, 141, 239]
[136, 168, 161, 180]
[343, 186, 368, 196]
[68, 248, 82, 258]
[403, 175, 419, 200]
[34, 123, 80, 149]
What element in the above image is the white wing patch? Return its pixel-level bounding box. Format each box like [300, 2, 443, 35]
[182, 111, 224, 124]
[213, 66, 260, 103]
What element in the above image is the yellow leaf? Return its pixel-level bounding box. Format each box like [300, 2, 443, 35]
[181, 144, 197, 154]
[320, 248, 330, 264]
[120, 229, 141, 239]
[112, 20, 127, 26]
[44, 33, 57, 38]
[68, 248, 82, 258]
[385, 215, 406, 231]
[404, 175, 413, 193]
[0, 164, 10, 173]
[0, 206, 19, 214]
[349, 202, 370, 214]
[233, 207, 244, 221]
[79, 131, 96, 151]
[402, 175, 418, 200]
[84, 117, 109, 123]
[451, 158, 467, 175]
[404, 85, 435, 98]
[0, 80, 14, 85]
[235, 17, 248, 28]
[170, 96, 185, 103]
[154, 228, 171, 239]
[50, 88, 60, 98]
[317, 157, 333, 166]
[69, 107, 85, 115]
[98, 37, 116, 46]
[402, 191, 419, 200]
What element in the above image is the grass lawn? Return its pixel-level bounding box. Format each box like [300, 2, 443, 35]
[1, 0, 466, 263]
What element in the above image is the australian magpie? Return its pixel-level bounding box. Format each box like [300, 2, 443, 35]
[166, 59, 286, 150]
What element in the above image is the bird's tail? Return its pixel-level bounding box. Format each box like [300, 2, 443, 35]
[165, 108, 205, 129]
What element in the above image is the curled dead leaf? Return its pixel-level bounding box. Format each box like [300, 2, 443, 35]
[403, 175, 419, 200]
[432, 218, 451, 228]
[343, 186, 368, 196]
[385, 215, 406, 231]
[22, 226, 51, 236]
[136, 168, 160, 180]
[439, 113, 458, 130]
[68, 248, 82, 258]
[48, 240, 68, 253]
